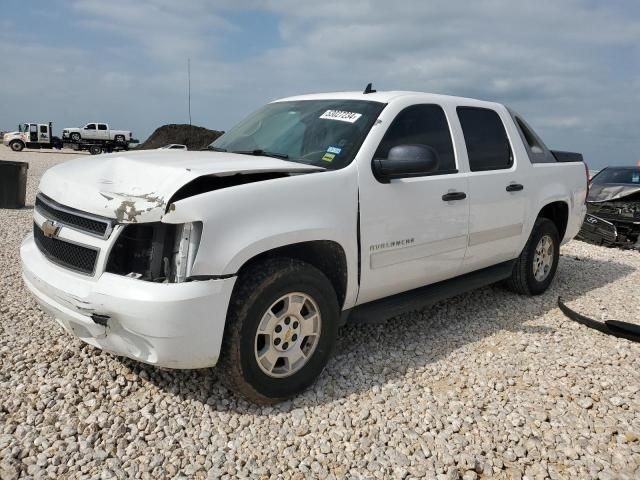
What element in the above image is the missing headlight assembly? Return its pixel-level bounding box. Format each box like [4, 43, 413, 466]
[106, 222, 202, 283]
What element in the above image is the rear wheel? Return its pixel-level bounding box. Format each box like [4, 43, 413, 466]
[9, 140, 24, 152]
[505, 217, 560, 295]
[219, 258, 339, 404]
[89, 145, 102, 155]
[70, 132, 81, 142]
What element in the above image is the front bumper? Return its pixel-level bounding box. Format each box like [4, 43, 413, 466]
[21, 234, 236, 369]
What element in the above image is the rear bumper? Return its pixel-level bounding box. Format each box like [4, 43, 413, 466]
[21, 234, 236, 369]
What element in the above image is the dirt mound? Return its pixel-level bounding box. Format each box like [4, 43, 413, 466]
[137, 124, 223, 151]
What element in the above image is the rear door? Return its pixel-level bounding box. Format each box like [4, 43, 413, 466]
[357, 102, 470, 304]
[456, 106, 527, 271]
[96, 124, 109, 140]
[38, 124, 50, 144]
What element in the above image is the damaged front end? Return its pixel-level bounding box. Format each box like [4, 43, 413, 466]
[22, 193, 235, 369]
[577, 170, 640, 249]
[106, 221, 202, 283]
[577, 200, 640, 249]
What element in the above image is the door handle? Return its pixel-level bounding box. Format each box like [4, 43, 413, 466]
[506, 183, 524, 192]
[441, 191, 467, 201]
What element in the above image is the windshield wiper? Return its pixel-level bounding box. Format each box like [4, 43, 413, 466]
[231, 149, 289, 160]
[206, 146, 227, 152]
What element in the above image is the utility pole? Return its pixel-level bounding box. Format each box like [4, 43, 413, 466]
[188, 57, 192, 126]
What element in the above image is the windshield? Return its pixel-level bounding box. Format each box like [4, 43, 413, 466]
[591, 167, 640, 185]
[210, 100, 386, 169]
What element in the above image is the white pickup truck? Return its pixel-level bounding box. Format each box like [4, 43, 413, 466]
[62, 123, 132, 143]
[21, 89, 587, 403]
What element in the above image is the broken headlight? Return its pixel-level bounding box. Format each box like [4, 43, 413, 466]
[106, 222, 202, 283]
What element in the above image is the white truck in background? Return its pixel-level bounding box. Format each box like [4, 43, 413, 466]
[21, 88, 587, 404]
[3, 122, 130, 155]
[3, 122, 63, 151]
[63, 123, 132, 144]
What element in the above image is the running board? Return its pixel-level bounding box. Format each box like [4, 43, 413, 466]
[348, 260, 516, 324]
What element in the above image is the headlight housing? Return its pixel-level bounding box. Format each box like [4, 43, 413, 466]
[106, 222, 202, 283]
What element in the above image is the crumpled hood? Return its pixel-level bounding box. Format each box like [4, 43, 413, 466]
[588, 184, 640, 203]
[39, 150, 323, 223]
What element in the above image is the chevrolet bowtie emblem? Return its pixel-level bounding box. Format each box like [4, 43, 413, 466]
[41, 220, 60, 238]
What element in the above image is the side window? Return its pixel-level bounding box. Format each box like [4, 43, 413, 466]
[515, 118, 543, 154]
[86, 124, 96, 130]
[97, 124, 107, 131]
[457, 107, 512, 171]
[375, 104, 456, 173]
[510, 113, 557, 164]
[39, 125, 48, 133]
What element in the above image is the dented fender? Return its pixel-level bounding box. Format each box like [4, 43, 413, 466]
[162, 165, 361, 308]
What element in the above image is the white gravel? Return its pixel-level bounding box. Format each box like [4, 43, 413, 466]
[1, 146, 639, 479]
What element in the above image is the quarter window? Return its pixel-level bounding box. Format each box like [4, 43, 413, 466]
[375, 104, 456, 174]
[457, 107, 512, 171]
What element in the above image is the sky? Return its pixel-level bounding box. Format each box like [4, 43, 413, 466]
[0, 0, 638, 168]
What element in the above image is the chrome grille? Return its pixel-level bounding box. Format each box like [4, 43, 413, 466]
[35, 193, 114, 238]
[33, 223, 99, 275]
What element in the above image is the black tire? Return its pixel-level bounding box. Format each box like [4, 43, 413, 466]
[115, 135, 125, 143]
[9, 140, 24, 152]
[219, 258, 339, 404]
[89, 145, 102, 155]
[70, 132, 81, 142]
[505, 217, 560, 296]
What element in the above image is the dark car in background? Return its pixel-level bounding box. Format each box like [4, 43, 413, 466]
[577, 166, 640, 249]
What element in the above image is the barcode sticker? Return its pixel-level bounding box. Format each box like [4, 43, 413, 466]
[319, 110, 362, 123]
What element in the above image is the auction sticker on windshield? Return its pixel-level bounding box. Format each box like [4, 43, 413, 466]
[319, 110, 362, 123]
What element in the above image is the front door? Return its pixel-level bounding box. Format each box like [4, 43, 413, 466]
[29, 124, 38, 143]
[84, 123, 96, 139]
[357, 103, 470, 304]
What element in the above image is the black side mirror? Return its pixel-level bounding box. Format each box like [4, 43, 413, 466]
[372, 144, 440, 183]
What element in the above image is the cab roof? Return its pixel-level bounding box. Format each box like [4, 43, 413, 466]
[273, 90, 505, 110]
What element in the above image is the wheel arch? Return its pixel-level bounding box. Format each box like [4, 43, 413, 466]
[235, 240, 349, 309]
[9, 139, 25, 150]
[537, 200, 569, 241]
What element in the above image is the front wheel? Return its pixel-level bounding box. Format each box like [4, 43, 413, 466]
[115, 135, 125, 143]
[219, 258, 339, 404]
[9, 140, 24, 152]
[505, 217, 560, 295]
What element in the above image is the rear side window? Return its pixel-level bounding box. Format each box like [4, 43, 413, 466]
[509, 111, 557, 164]
[515, 118, 543, 153]
[98, 124, 107, 131]
[375, 104, 456, 173]
[39, 125, 47, 133]
[457, 107, 512, 171]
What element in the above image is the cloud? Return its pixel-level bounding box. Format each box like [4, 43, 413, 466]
[0, 0, 638, 167]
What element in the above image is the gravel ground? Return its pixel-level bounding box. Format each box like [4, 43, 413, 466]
[1, 146, 639, 479]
